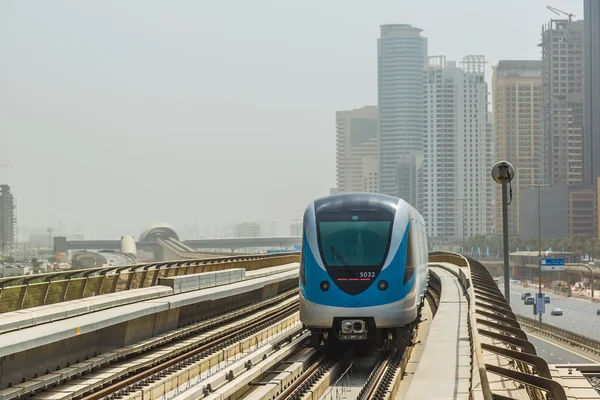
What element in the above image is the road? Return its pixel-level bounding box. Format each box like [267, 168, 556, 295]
[525, 331, 600, 364]
[500, 285, 600, 338]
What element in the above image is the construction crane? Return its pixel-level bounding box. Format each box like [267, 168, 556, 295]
[546, 5, 575, 22]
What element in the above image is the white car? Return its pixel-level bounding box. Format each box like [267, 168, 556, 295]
[551, 308, 563, 316]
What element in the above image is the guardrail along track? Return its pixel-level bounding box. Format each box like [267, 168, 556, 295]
[0, 253, 299, 313]
[429, 251, 568, 400]
[80, 299, 300, 400]
[516, 314, 600, 357]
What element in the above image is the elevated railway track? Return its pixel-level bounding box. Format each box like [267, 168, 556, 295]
[1, 252, 599, 399]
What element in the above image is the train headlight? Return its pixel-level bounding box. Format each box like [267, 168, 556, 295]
[320, 281, 330, 291]
[377, 280, 388, 291]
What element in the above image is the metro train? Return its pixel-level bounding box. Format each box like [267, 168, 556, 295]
[299, 193, 429, 349]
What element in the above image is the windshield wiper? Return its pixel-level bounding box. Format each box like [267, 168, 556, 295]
[330, 243, 356, 277]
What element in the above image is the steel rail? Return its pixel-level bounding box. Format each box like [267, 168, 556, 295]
[81, 301, 299, 400]
[275, 353, 328, 399]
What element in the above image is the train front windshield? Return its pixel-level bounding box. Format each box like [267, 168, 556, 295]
[317, 211, 393, 268]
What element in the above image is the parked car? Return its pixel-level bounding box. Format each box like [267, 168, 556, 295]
[545, 296, 550, 304]
[524, 297, 534, 305]
[551, 308, 563, 316]
[521, 293, 532, 300]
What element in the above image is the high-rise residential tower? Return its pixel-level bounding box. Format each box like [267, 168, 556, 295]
[492, 60, 543, 236]
[335, 106, 379, 193]
[584, 0, 600, 187]
[377, 24, 427, 200]
[541, 19, 584, 187]
[422, 56, 492, 242]
[0, 185, 15, 253]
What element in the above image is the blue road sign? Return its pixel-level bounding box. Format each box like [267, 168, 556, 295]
[541, 258, 565, 271]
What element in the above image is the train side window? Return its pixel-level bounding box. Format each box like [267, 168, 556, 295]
[404, 224, 415, 284]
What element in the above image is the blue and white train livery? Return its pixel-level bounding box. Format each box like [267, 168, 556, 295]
[299, 193, 428, 347]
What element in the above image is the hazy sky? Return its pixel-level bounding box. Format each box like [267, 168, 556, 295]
[1, 0, 584, 239]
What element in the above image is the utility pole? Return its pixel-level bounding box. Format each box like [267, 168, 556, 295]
[534, 184, 549, 322]
[271, 221, 276, 250]
[47, 227, 53, 255]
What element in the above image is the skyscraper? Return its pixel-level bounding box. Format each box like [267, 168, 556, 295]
[540, 19, 584, 187]
[0, 185, 15, 253]
[422, 56, 491, 242]
[335, 106, 379, 193]
[377, 24, 427, 199]
[492, 60, 543, 236]
[584, 0, 600, 187]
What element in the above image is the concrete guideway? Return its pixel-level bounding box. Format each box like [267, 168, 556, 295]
[400, 264, 470, 399]
[34, 310, 302, 400]
[0, 285, 173, 334]
[0, 264, 299, 393]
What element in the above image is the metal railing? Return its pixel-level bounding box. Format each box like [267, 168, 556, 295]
[430, 251, 567, 400]
[0, 253, 300, 313]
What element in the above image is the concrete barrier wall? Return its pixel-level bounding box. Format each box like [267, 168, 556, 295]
[158, 269, 245, 294]
[429, 252, 492, 400]
[0, 254, 299, 313]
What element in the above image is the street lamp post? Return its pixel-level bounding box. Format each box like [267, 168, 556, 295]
[456, 198, 466, 255]
[533, 184, 550, 323]
[589, 262, 596, 300]
[491, 161, 515, 305]
[537, 185, 543, 324]
[270, 221, 276, 250]
[1, 242, 5, 278]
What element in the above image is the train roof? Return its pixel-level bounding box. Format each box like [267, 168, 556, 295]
[312, 192, 413, 214]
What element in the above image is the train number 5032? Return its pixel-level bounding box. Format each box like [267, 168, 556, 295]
[359, 272, 376, 278]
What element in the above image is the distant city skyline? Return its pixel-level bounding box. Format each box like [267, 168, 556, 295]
[1, 1, 585, 240]
[331, 5, 598, 243]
